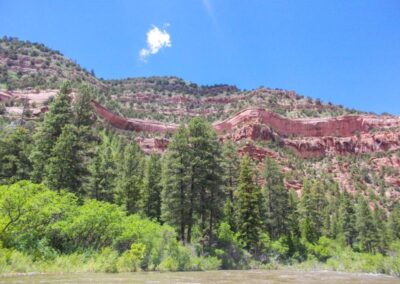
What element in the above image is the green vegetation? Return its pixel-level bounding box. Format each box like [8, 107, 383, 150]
[0, 181, 220, 273]
[0, 53, 400, 275]
[1, 37, 366, 126]
[0, 36, 102, 90]
[0, 80, 399, 275]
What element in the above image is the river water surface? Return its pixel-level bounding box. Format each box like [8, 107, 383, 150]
[1, 270, 398, 284]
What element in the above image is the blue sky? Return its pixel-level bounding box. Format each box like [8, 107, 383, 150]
[0, 0, 399, 114]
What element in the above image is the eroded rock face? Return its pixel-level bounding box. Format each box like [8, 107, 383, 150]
[283, 131, 400, 158]
[91, 101, 400, 158]
[135, 137, 169, 154]
[214, 107, 400, 138]
[237, 143, 280, 162]
[92, 101, 178, 133]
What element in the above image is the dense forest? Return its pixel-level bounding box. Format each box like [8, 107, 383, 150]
[0, 83, 399, 275]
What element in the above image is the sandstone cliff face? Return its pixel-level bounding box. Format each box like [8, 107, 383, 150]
[214, 107, 400, 138]
[91, 101, 400, 159]
[92, 101, 178, 133]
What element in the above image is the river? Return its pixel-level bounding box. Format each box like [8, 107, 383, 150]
[1, 270, 398, 283]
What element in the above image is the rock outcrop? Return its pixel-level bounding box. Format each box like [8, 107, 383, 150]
[91, 101, 400, 159]
[214, 107, 400, 138]
[92, 101, 178, 133]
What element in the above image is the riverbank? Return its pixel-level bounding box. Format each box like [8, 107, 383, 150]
[0, 270, 398, 284]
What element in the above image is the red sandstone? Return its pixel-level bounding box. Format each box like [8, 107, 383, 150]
[91, 101, 400, 158]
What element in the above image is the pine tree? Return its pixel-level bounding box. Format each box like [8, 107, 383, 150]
[87, 132, 119, 202]
[338, 191, 357, 247]
[299, 179, 327, 243]
[204, 129, 224, 244]
[161, 124, 191, 243]
[0, 127, 32, 183]
[221, 140, 240, 231]
[262, 157, 289, 240]
[287, 189, 301, 239]
[44, 124, 84, 194]
[115, 141, 144, 214]
[373, 204, 388, 253]
[355, 196, 379, 253]
[325, 181, 341, 239]
[235, 155, 263, 253]
[72, 84, 95, 129]
[30, 82, 73, 182]
[388, 203, 400, 241]
[188, 119, 224, 244]
[142, 153, 163, 222]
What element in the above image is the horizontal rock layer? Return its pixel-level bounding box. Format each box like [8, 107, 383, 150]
[91, 101, 400, 158]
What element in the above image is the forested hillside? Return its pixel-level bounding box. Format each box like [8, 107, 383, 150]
[0, 83, 399, 275]
[0, 38, 399, 275]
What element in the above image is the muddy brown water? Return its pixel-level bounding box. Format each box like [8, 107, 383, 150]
[1, 270, 398, 284]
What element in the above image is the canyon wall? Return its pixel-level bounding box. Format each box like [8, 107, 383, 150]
[91, 101, 400, 158]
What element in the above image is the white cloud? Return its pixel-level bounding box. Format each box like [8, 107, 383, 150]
[139, 25, 171, 61]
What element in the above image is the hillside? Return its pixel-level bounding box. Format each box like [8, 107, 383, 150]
[0, 37, 400, 276]
[0, 36, 106, 90]
[106, 77, 365, 123]
[0, 37, 399, 207]
[0, 38, 368, 123]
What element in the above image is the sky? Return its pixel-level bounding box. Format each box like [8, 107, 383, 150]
[0, 0, 399, 114]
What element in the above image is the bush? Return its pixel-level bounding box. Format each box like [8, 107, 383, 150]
[308, 236, 338, 261]
[52, 199, 125, 252]
[0, 103, 5, 115]
[214, 222, 250, 269]
[0, 181, 218, 273]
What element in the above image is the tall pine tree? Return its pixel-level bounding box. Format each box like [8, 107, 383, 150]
[44, 124, 85, 195]
[30, 82, 73, 182]
[221, 140, 240, 231]
[235, 155, 263, 253]
[188, 118, 224, 244]
[115, 141, 144, 214]
[0, 127, 32, 184]
[87, 132, 119, 202]
[161, 124, 191, 243]
[388, 203, 400, 241]
[262, 157, 289, 240]
[337, 191, 357, 247]
[355, 196, 379, 253]
[299, 179, 327, 243]
[142, 153, 163, 222]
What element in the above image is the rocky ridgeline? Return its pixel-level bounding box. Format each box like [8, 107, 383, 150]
[2, 88, 399, 200]
[91, 100, 400, 158]
[90, 101, 400, 198]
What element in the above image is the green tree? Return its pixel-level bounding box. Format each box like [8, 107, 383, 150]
[299, 179, 327, 243]
[0, 127, 32, 183]
[87, 132, 119, 202]
[0, 103, 5, 115]
[161, 125, 191, 243]
[30, 82, 73, 182]
[221, 140, 240, 231]
[0, 181, 76, 252]
[235, 155, 263, 253]
[388, 203, 400, 241]
[72, 84, 95, 129]
[287, 189, 301, 239]
[142, 153, 163, 222]
[188, 118, 223, 244]
[373, 204, 388, 253]
[337, 191, 357, 247]
[355, 196, 379, 253]
[115, 141, 144, 214]
[262, 157, 289, 240]
[44, 124, 85, 195]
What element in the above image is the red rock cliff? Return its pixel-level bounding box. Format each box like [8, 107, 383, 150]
[92, 101, 400, 157]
